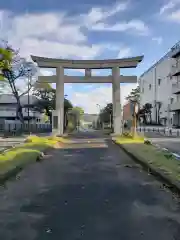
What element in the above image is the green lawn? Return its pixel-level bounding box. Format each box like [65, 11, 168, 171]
[114, 133, 144, 144]
[0, 135, 65, 181]
[120, 143, 180, 183]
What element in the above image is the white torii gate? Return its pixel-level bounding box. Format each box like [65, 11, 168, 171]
[31, 55, 143, 136]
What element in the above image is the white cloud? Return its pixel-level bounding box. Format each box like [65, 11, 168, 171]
[69, 83, 137, 114]
[117, 47, 132, 58]
[19, 38, 103, 60]
[82, 1, 128, 26]
[0, 1, 147, 65]
[159, 0, 177, 15]
[82, 1, 150, 37]
[159, 0, 180, 22]
[152, 37, 163, 44]
[65, 83, 73, 89]
[91, 19, 150, 36]
[0, 2, 131, 61]
[0, 10, 105, 60]
[40, 69, 54, 76]
[168, 9, 180, 21]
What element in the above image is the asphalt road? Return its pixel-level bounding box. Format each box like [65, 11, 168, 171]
[0, 131, 180, 239]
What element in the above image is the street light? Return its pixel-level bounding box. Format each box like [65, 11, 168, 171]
[25, 62, 36, 134]
[96, 104, 101, 129]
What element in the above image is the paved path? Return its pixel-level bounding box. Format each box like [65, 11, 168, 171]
[0, 132, 180, 239]
[0, 137, 25, 151]
[0, 133, 52, 151]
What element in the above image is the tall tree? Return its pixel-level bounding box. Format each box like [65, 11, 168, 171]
[0, 41, 37, 122]
[70, 106, 84, 126]
[138, 103, 152, 125]
[126, 86, 140, 103]
[99, 103, 113, 127]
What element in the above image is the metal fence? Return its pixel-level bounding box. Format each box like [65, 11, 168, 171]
[0, 122, 52, 136]
[137, 126, 180, 137]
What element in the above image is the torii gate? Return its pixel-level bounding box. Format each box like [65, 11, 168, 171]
[31, 55, 143, 136]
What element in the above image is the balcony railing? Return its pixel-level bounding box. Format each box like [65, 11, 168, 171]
[171, 44, 180, 58]
[171, 64, 180, 76]
[172, 83, 180, 94]
[170, 101, 180, 111]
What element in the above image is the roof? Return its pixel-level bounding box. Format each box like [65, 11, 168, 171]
[140, 40, 180, 78]
[31, 55, 144, 69]
[0, 94, 39, 105]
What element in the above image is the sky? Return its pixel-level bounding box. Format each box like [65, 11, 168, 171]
[1, 0, 180, 113]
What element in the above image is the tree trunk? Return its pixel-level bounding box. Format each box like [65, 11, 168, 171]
[16, 99, 24, 123]
[8, 76, 24, 124]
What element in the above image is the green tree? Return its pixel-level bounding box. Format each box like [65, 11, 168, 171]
[72, 106, 84, 120]
[138, 103, 152, 125]
[126, 86, 140, 103]
[100, 103, 113, 123]
[33, 87, 73, 128]
[0, 41, 37, 122]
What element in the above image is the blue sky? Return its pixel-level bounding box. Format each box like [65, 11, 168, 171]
[1, 0, 180, 113]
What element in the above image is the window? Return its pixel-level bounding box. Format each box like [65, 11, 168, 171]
[149, 84, 151, 90]
[158, 78, 161, 85]
[171, 98, 174, 104]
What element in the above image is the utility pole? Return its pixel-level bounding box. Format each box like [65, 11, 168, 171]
[27, 70, 30, 135]
[96, 104, 101, 129]
[110, 112, 112, 129]
[131, 99, 139, 138]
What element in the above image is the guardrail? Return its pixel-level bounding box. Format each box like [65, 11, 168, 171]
[137, 126, 180, 137]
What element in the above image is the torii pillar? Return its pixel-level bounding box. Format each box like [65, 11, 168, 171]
[112, 67, 122, 135]
[55, 66, 64, 136]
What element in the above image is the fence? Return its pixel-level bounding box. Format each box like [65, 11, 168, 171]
[137, 126, 180, 137]
[0, 121, 52, 136]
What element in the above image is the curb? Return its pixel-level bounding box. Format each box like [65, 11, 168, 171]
[112, 139, 180, 193]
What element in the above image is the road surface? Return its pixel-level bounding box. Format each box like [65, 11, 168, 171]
[0, 131, 180, 239]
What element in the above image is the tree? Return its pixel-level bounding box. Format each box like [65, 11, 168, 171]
[0, 41, 37, 123]
[72, 106, 84, 120]
[138, 103, 152, 125]
[99, 103, 113, 127]
[33, 87, 73, 128]
[70, 106, 84, 127]
[156, 101, 162, 124]
[33, 87, 56, 120]
[72, 106, 84, 115]
[126, 86, 140, 103]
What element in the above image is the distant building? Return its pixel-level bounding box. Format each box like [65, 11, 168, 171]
[123, 102, 132, 122]
[0, 94, 44, 122]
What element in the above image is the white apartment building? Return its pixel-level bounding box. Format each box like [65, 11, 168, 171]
[0, 94, 44, 123]
[139, 41, 180, 127]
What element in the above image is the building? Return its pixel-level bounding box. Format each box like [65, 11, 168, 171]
[139, 40, 180, 127]
[0, 94, 44, 122]
[123, 102, 132, 122]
